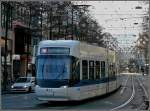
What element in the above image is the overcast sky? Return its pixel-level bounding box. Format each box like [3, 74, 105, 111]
[75, 1, 149, 48]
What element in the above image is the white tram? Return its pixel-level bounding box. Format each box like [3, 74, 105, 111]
[35, 40, 121, 101]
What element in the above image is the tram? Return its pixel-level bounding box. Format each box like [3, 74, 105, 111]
[35, 40, 121, 101]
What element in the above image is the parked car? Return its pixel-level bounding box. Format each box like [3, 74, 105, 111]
[11, 77, 35, 92]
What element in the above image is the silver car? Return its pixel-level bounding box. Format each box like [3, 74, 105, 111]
[11, 77, 35, 92]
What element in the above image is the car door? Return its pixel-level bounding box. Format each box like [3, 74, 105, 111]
[31, 78, 36, 90]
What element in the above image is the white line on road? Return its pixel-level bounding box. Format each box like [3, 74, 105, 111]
[120, 75, 129, 94]
[111, 76, 135, 111]
[2, 93, 32, 99]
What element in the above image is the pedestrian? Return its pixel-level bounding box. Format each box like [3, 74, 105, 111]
[27, 70, 32, 77]
[141, 66, 144, 75]
[15, 72, 20, 80]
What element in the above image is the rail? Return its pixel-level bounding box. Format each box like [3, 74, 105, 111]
[111, 76, 135, 111]
[137, 78, 149, 110]
[120, 75, 129, 94]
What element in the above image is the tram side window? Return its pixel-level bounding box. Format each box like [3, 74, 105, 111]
[101, 61, 105, 78]
[111, 64, 114, 77]
[95, 61, 100, 79]
[89, 61, 94, 80]
[69, 57, 80, 86]
[109, 64, 115, 77]
[82, 60, 88, 80]
[112, 64, 116, 76]
[109, 64, 113, 77]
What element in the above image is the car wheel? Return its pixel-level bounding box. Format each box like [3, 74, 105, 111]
[28, 87, 31, 92]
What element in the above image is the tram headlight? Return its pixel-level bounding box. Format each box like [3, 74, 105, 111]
[11, 85, 14, 88]
[60, 86, 68, 88]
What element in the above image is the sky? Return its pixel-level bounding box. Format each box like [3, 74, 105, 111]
[75, 1, 149, 48]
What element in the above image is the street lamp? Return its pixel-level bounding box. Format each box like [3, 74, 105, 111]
[3, 2, 12, 91]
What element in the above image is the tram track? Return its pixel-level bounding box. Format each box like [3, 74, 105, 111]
[137, 77, 149, 110]
[120, 75, 129, 95]
[60, 75, 135, 110]
[137, 77, 149, 100]
[3, 75, 148, 110]
[110, 75, 135, 111]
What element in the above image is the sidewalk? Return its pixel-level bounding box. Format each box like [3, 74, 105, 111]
[140, 74, 149, 110]
[1, 90, 11, 95]
[142, 74, 149, 98]
[1, 84, 12, 95]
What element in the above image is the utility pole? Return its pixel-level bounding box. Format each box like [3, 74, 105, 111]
[148, 1, 150, 76]
[3, 2, 10, 91]
[26, 6, 32, 76]
[105, 33, 109, 93]
[65, 10, 68, 40]
[107, 37, 109, 93]
[40, 3, 43, 41]
[49, 7, 52, 40]
[58, 16, 61, 38]
[71, 6, 74, 40]
[26, 29, 30, 76]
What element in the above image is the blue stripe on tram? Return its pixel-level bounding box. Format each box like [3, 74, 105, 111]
[37, 76, 117, 88]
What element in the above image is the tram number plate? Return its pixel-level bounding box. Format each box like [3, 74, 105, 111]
[45, 88, 53, 95]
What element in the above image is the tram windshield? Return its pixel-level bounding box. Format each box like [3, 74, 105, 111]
[37, 55, 71, 80]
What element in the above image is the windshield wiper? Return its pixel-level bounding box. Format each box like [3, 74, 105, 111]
[55, 64, 66, 79]
[41, 58, 47, 78]
[42, 64, 44, 78]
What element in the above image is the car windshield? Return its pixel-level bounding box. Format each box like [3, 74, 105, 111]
[15, 78, 31, 83]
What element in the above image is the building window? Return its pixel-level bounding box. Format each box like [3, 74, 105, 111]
[95, 61, 100, 79]
[1, 3, 6, 28]
[82, 60, 88, 80]
[32, 38, 39, 46]
[101, 61, 105, 78]
[1, 2, 12, 30]
[89, 61, 94, 80]
[1, 3, 4, 28]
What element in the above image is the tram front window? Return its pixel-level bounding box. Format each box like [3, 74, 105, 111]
[37, 55, 71, 79]
[36, 55, 71, 87]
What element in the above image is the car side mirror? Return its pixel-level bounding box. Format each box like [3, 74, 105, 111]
[31, 81, 35, 83]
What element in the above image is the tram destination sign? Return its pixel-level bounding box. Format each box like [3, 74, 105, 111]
[40, 47, 70, 54]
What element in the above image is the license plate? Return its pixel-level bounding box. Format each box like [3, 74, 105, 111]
[45, 88, 54, 95]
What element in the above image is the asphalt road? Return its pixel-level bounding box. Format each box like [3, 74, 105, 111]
[1, 74, 146, 110]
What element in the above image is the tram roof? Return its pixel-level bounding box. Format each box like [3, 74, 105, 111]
[38, 40, 116, 61]
[39, 40, 80, 47]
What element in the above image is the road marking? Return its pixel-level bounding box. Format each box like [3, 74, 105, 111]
[3, 93, 31, 99]
[120, 75, 129, 94]
[104, 101, 113, 105]
[111, 76, 135, 111]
